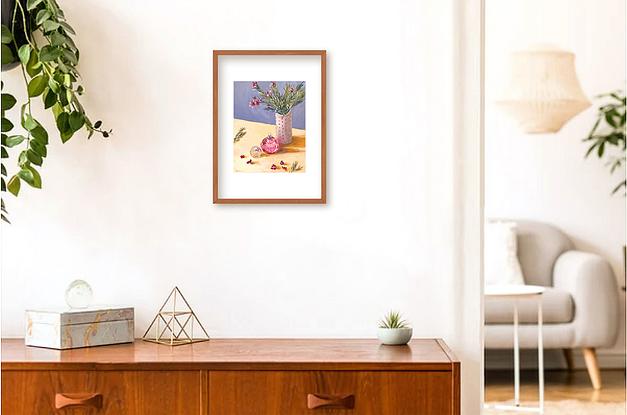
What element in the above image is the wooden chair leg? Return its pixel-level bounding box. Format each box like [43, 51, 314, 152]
[582, 347, 602, 390]
[562, 348, 574, 371]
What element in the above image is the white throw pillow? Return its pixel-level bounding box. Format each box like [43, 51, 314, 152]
[484, 221, 525, 286]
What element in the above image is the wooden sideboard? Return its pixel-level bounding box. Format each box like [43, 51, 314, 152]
[1, 338, 460, 415]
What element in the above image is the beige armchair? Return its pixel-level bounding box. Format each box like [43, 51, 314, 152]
[485, 220, 620, 389]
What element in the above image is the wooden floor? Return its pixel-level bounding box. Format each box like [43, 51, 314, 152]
[485, 369, 626, 403]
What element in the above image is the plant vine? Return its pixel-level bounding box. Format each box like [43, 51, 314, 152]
[0, 0, 110, 222]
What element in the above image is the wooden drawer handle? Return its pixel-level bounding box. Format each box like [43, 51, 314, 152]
[307, 393, 355, 409]
[55, 393, 103, 409]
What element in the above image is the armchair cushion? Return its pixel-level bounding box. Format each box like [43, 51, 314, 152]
[485, 287, 574, 324]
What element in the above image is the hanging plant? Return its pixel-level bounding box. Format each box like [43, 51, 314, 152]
[0, 0, 110, 223]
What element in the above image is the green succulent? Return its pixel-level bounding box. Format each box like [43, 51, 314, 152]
[378, 311, 410, 329]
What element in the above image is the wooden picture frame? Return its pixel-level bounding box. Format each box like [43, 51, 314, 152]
[213, 50, 326, 204]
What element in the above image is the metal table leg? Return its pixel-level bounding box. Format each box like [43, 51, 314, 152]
[538, 297, 544, 414]
[514, 300, 520, 407]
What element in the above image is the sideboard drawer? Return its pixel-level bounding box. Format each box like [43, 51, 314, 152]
[209, 370, 454, 415]
[1, 370, 202, 415]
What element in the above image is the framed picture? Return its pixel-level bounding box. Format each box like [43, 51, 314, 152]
[213, 50, 326, 204]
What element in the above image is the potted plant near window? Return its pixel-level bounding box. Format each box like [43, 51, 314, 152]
[583, 90, 626, 287]
[248, 81, 305, 145]
[377, 311, 413, 346]
[0, 0, 110, 222]
[583, 90, 626, 195]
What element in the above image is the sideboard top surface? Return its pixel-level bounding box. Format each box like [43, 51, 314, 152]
[1, 338, 458, 371]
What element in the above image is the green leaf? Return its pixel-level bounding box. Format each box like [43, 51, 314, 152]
[1, 147, 7, 158]
[26, 0, 44, 10]
[17, 44, 31, 65]
[7, 175, 20, 196]
[58, 86, 69, 106]
[56, 111, 69, 133]
[1, 25, 12, 44]
[22, 113, 38, 131]
[18, 150, 27, 166]
[25, 50, 42, 77]
[48, 78, 60, 93]
[31, 125, 48, 144]
[1, 93, 16, 111]
[42, 20, 60, 32]
[59, 21, 76, 35]
[61, 130, 74, 143]
[62, 49, 77, 65]
[1, 117, 13, 132]
[28, 74, 49, 97]
[26, 149, 42, 166]
[39, 45, 62, 62]
[26, 149, 44, 166]
[5, 135, 26, 147]
[51, 103, 63, 119]
[43, 89, 56, 109]
[64, 35, 77, 52]
[598, 141, 605, 157]
[29, 166, 42, 188]
[18, 166, 41, 189]
[1, 164, 6, 176]
[69, 111, 84, 131]
[1, 44, 14, 65]
[605, 111, 620, 128]
[35, 9, 51, 26]
[30, 140, 46, 157]
[611, 180, 626, 195]
[50, 31, 66, 47]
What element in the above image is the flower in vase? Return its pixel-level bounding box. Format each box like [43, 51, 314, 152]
[260, 135, 280, 154]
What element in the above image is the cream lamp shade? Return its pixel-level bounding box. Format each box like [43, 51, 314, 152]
[496, 46, 590, 133]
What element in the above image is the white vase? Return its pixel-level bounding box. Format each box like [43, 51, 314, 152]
[275, 111, 293, 145]
[377, 328, 413, 345]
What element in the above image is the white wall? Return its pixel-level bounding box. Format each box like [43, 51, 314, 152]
[485, 0, 626, 361]
[0, 0, 483, 412]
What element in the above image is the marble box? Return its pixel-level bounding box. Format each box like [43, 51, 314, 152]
[25, 307, 134, 350]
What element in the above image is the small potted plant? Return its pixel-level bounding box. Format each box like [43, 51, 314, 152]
[249, 81, 305, 145]
[377, 311, 412, 346]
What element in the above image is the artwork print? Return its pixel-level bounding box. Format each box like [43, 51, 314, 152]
[233, 81, 306, 173]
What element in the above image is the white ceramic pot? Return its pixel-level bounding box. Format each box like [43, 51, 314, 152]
[275, 111, 293, 144]
[377, 327, 413, 345]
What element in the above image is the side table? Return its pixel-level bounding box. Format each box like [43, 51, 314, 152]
[484, 284, 545, 414]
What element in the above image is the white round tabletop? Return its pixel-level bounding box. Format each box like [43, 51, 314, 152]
[485, 284, 545, 298]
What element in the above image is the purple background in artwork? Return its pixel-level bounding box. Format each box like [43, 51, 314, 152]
[233, 81, 306, 129]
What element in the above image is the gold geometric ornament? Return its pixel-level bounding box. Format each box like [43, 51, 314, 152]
[142, 287, 210, 346]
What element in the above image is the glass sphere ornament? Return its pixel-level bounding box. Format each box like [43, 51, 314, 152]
[250, 145, 263, 158]
[65, 279, 93, 309]
[260, 135, 280, 154]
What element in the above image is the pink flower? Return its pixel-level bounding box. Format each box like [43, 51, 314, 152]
[289, 87, 294, 93]
[271, 164, 277, 170]
[251, 81, 258, 89]
[249, 97, 261, 108]
[270, 82, 276, 88]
